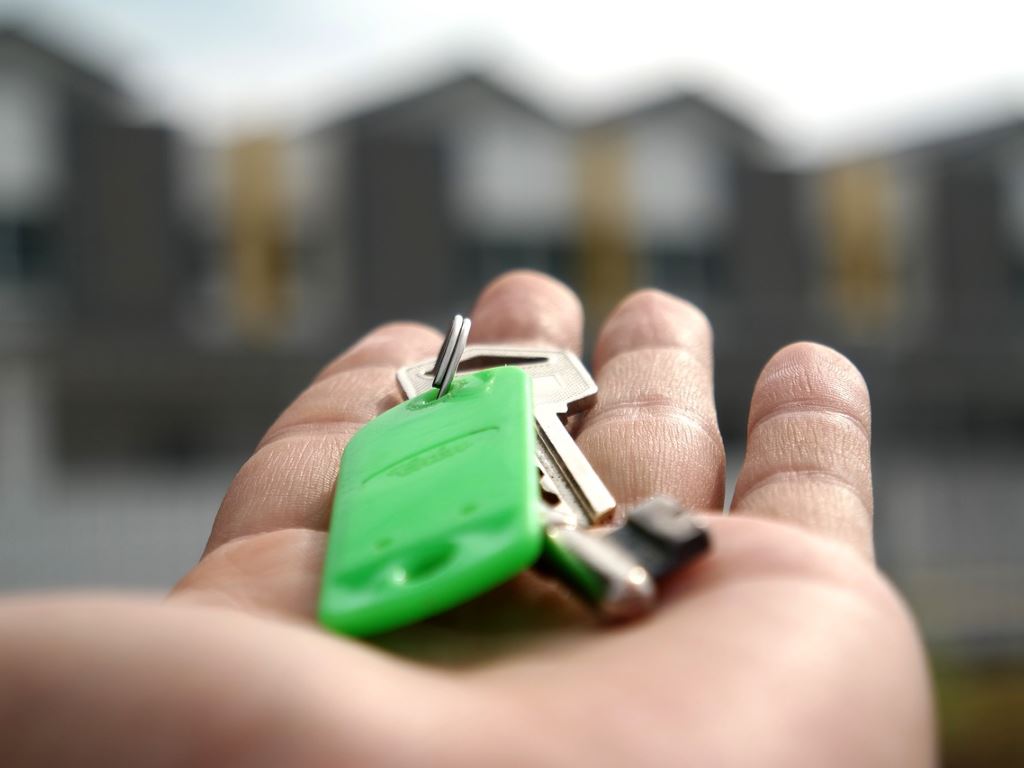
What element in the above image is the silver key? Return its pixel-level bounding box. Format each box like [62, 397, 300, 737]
[539, 497, 710, 619]
[540, 525, 656, 619]
[397, 345, 617, 525]
[402, 328, 710, 621]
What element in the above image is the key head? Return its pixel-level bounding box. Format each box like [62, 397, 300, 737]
[539, 527, 656, 620]
[398, 345, 597, 412]
[318, 367, 544, 636]
[600, 498, 710, 581]
[537, 498, 709, 620]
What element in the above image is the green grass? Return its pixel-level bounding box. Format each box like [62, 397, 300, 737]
[933, 654, 1024, 768]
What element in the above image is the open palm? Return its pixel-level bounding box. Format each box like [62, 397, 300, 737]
[1, 272, 934, 767]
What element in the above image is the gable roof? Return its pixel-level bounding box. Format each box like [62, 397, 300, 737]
[586, 88, 769, 154]
[317, 68, 565, 135]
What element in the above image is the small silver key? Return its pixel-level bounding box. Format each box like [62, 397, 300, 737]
[397, 345, 617, 525]
[396, 328, 711, 621]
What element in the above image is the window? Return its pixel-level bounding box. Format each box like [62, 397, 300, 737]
[0, 217, 51, 280]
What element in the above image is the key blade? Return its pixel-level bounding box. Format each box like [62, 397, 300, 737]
[537, 450, 590, 528]
[398, 344, 614, 524]
[535, 408, 617, 524]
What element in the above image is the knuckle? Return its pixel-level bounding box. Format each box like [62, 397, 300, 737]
[596, 290, 714, 370]
[210, 436, 342, 550]
[737, 464, 871, 516]
[257, 414, 365, 452]
[751, 342, 871, 438]
[584, 398, 723, 458]
[234, 431, 346, 500]
[266, 368, 397, 443]
[737, 408, 874, 518]
[602, 346, 710, 386]
[596, 349, 716, 417]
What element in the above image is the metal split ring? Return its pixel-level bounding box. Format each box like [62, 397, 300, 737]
[432, 314, 471, 397]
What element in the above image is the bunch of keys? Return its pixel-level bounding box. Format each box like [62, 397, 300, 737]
[319, 315, 710, 636]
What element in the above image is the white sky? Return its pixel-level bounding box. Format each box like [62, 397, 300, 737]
[5, 0, 1024, 158]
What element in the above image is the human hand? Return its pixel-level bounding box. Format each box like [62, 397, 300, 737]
[0, 271, 934, 767]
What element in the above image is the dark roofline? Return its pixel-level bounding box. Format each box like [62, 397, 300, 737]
[585, 88, 766, 145]
[809, 114, 1024, 170]
[318, 68, 566, 133]
[0, 24, 124, 99]
[885, 114, 1024, 163]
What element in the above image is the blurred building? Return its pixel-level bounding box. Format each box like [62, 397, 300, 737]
[807, 122, 1024, 653]
[578, 91, 769, 312]
[0, 26, 180, 508]
[289, 72, 578, 336]
[287, 79, 808, 440]
[576, 93, 807, 434]
[805, 121, 1024, 435]
[1, 23, 1022, 659]
[0, 28, 184, 336]
[0, 27, 317, 470]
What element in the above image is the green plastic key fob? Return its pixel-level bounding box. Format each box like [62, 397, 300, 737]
[318, 366, 543, 636]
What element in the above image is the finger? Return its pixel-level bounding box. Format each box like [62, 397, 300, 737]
[205, 322, 442, 554]
[730, 342, 874, 559]
[576, 289, 725, 512]
[469, 270, 584, 353]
